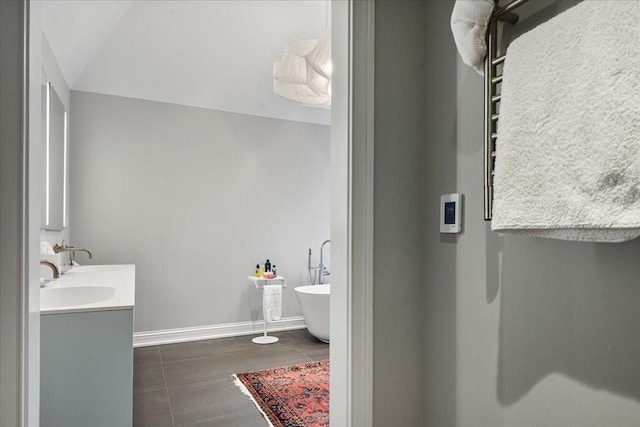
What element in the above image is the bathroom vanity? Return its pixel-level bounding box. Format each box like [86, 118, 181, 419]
[40, 265, 135, 427]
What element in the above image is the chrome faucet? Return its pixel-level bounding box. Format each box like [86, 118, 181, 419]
[40, 260, 60, 279]
[319, 239, 330, 284]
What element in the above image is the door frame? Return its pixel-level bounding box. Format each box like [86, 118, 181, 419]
[0, 1, 32, 426]
[330, 1, 375, 426]
[2, 0, 377, 425]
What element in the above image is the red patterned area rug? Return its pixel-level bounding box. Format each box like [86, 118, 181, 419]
[233, 359, 329, 427]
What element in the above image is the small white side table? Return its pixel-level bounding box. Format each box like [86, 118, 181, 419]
[248, 276, 287, 344]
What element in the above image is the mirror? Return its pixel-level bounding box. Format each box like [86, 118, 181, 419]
[41, 72, 67, 231]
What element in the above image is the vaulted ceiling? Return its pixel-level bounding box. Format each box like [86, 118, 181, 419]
[42, 0, 330, 125]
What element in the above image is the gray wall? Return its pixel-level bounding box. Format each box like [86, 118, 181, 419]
[423, 2, 640, 426]
[70, 91, 330, 332]
[423, 2, 459, 425]
[42, 34, 70, 111]
[373, 2, 425, 426]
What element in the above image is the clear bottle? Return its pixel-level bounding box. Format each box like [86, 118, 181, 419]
[272, 265, 277, 276]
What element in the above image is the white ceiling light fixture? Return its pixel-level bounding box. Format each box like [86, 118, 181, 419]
[273, 30, 331, 108]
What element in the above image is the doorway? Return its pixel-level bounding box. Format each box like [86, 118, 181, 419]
[0, 1, 374, 426]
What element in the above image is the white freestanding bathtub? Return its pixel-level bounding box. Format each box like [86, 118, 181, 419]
[294, 284, 330, 343]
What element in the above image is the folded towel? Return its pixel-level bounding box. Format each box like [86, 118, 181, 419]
[41, 241, 55, 255]
[450, 0, 494, 74]
[492, 1, 640, 242]
[262, 284, 282, 323]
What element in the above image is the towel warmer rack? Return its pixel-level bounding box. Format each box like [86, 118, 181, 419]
[484, 0, 530, 220]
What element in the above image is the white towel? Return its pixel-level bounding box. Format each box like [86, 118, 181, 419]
[262, 284, 282, 323]
[492, 0, 640, 243]
[450, 0, 494, 74]
[40, 241, 55, 255]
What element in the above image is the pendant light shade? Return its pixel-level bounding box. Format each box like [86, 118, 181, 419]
[273, 31, 331, 108]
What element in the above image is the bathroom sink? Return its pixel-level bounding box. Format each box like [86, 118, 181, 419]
[70, 265, 127, 273]
[41, 286, 116, 310]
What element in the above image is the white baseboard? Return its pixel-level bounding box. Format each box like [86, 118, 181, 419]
[133, 316, 306, 347]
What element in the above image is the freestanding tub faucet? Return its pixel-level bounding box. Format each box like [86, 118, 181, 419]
[319, 240, 331, 284]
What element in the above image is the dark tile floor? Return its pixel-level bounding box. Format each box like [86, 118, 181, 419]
[133, 329, 330, 427]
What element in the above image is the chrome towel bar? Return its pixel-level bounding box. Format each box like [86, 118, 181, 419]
[484, 0, 530, 220]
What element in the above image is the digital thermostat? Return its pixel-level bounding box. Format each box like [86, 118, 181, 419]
[440, 193, 462, 233]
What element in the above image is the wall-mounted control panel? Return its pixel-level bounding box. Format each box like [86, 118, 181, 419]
[440, 193, 462, 233]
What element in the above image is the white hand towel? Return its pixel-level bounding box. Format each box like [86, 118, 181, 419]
[262, 284, 282, 323]
[492, 1, 640, 243]
[40, 241, 55, 255]
[450, 0, 494, 74]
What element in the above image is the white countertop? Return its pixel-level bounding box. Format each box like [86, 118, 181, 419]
[41, 264, 135, 315]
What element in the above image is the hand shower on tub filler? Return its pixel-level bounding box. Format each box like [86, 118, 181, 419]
[307, 240, 330, 285]
[255, 259, 277, 279]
